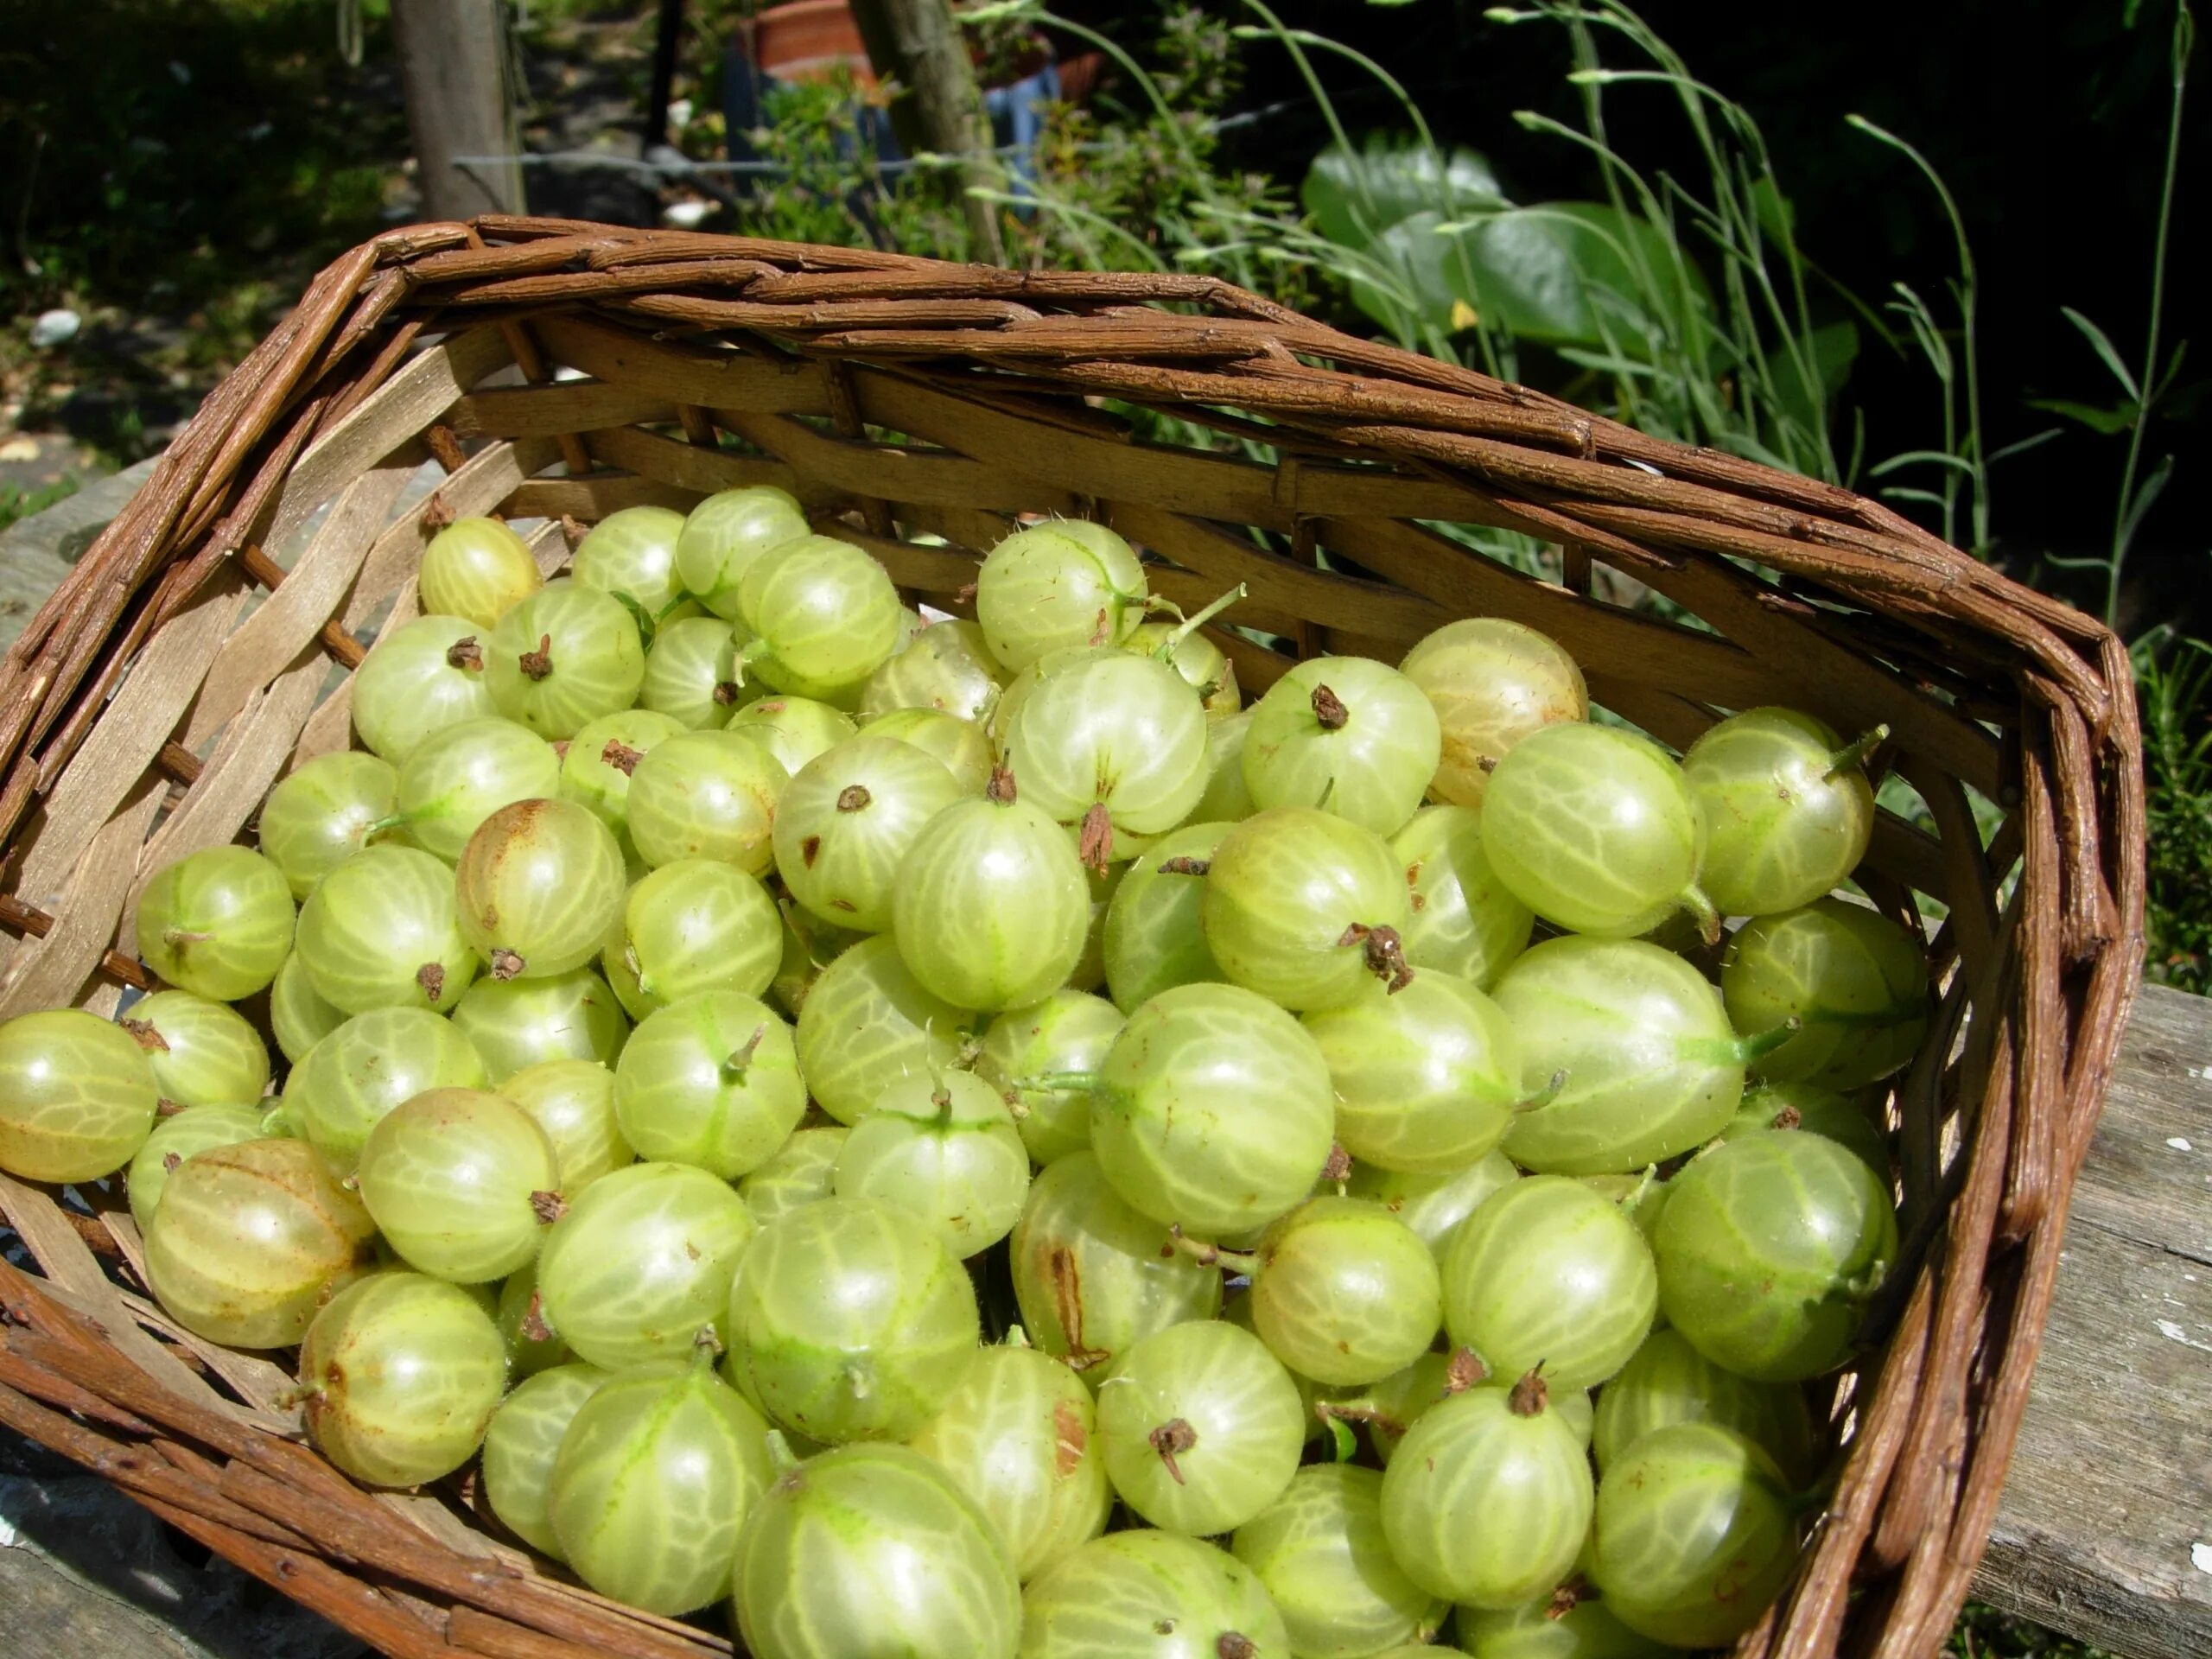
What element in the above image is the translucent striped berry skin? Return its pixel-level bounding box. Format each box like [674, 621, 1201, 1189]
[975, 989, 1124, 1166]
[1591, 1327, 1819, 1484]
[1379, 1380, 1593, 1609]
[535, 1160, 758, 1371]
[724, 1196, 980, 1444]
[604, 860, 779, 1021]
[1440, 1175, 1657, 1393]
[1088, 982, 1335, 1238]
[1589, 1423, 1799, 1649]
[1230, 1465, 1446, 1659]
[1243, 656, 1441, 838]
[450, 967, 629, 1081]
[296, 844, 476, 1016]
[126, 1103, 270, 1234]
[572, 505, 688, 619]
[1008, 1152, 1221, 1379]
[481, 1363, 609, 1559]
[419, 516, 543, 629]
[976, 519, 1148, 671]
[1019, 1523, 1289, 1659]
[494, 1260, 575, 1379]
[1124, 619, 1240, 720]
[1683, 707, 1875, 918]
[639, 614, 747, 729]
[270, 951, 345, 1063]
[393, 715, 563, 864]
[355, 1087, 559, 1284]
[117, 989, 268, 1109]
[298, 1271, 508, 1487]
[1202, 807, 1413, 1012]
[1249, 1198, 1443, 1387]
[1399, 617, 1588, 809]
[613, 991, 805, 1180]
[794, 935, 976, 1126]
[863, 707, 994, 795]
[832, 1071, 1029, 1255]
[728, 696, 861, 778]
[1094, 1320, 1305, 1536]
[675, 485, 809, 619]
[862, 618, 1007, 723]
[1481, 721, 1707, 939]
[454, 797, 625, 982]
[1494, 938, 1747, 1176]
[136, 846, 295, 1001]
[486, 580, 646, 741]
[1302, 970, 1522, 1174]
[775, 736, 963, 934]
[350, 613, 499, 763]
[625, 728, 786, 875]
[560, 708, 685, 842]
[257, 751, 398, 899]
[143, 1138, 374, 1349]
[892, 784, 1090, 1014]
[1391, 804, 1534, 989]
[549, 1356, 774, 1614]
[906, 1341, 1111, 1581]
[1722, 899, 1930, 1090]
[1345, 1152, 1521, 1263]
[733, 1443, 1021, 1659]
[1190, 708, 1258, 823]
[1003, 651, 1211, 842]
[1454, 1593, 1669, 1659]
[737, 1125, 846, 1228]
[1654, 1128, 1897, 1382]
[1100, 822, 1233, 1014]
[285, 1007, 488, 1172]
[737, 533, 905, 699]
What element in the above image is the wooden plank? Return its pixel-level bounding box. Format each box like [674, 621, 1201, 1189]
[1976, 982, 2212, 1658]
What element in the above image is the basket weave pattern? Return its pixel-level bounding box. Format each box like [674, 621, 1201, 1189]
[0, 219, 2145, 1659]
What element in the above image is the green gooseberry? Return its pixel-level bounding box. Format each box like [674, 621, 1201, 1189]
[976, 989, 1125, 1165]
[907, 1338, 1111, 1581]
[560, 707, 685, 842]
[861, 617, 1007, 723]
[1230, 1464, 1446, 1659]
[1302, 969, 1522, 1173]
[1722, 898, 1931, 1090]
[1202, 807, 1413, 1011]
[449, 967, 629, 1081]
[295, 844, 476, 1014]
[484, 578, 645, 740]
[1379, 1373, 1592, 1609]
[793, 934, 978, 1125]
[1345, 1151, 1520, 1262]
[1455, 1592, 1670, 1659]
[481, 1362, 609, 1557]
[285, 1007, 487, 1171]
[1096, 1319, 1305, 1535]
[613, 990, 805, 1179]
[135, 846, 295, 1001]
[773, 734, 963, 933]
[639, 613, 750, 728]
[116, 990, 268, 1109]
[418, 515, 543, 629]
[738, 1124, 847, 1227]
[724, 1196, 980, 1442]
[862, 706, 994, 794]
[1190, 706, 1258, 823]
[1243, 655, 1441, 837]
[257, 750, 398, 899]
[1591, 1327, 1819, 1485]
[550, 1346, 774, 1613]
[1246, 1197, 1442, 1387]
[125, 1102, 271, 1235]
[1125, 617, 1240, 719]
[1655, 1128, 1897, 1382]
[975, 518, 1149, 671]
[355, 1086, 560, 1282]
[1683, 707, 1881, 918]
[1725, 1080, 1891, 1175]
[625, 727, 786, 875]
[1589, 1422, 1800, 1649]
[674, 484, 810, 619]
[495, 1259, 575, 1379]
[831, 1071, 1030, 1256]
[270, 950, 346, 1064]
[1398, 616, 1587, 809]
[1008, 1151, 1221, 1378]
[735, 532, 905, 699]
[571, 504, 688, 618]
[1441, 1175, 1657, 1392]
[1020, 1529, 1288, 1659]
[1393, 803, 1534, 988]
[1100, 820, 1232, 1013]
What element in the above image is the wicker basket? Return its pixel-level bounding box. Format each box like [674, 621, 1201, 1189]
[0, 219, 2145, 1659]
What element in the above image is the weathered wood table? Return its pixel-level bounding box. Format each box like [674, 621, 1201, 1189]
[1, 491, 2206, 1657]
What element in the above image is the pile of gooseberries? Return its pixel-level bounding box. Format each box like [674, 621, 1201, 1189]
[0, 492, 1934, 1658]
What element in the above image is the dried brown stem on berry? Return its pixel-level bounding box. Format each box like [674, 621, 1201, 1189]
[1156, 855, 1210, 876]
[518, 633, 555, 681]
[415, 963, 446, 1003]
[490, 948, 525, 982]
[447, 636, 484, 671]
[119, 1017, 168, 1052]
[1310, 683, 1349, 729]
[1508, 1367, 1551, 1417]
[601, 739, 642, 775]
[1077, 802, 1116, 874]
[1148, 1417, 1198, 1485]
[530, 1191, 567, 1224]
[837, 785, 873, 812]
[1444, 1347, 1489, 1395]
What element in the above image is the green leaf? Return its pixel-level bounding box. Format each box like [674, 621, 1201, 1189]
[1302, 134, 1508, 252]
[1352, 201, 1707, 355]
[1325, 1414, 1358, 1462]
[1749, 175, 1796, 246]
[2022, 395, 2140, 435]
[1757, 321, 1859, 438]
[2060, 305, 2141, 400]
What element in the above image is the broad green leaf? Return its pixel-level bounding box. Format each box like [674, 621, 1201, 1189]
[1302, 134, 1508, 252]
[2023, 395, 2140, 435]
[1756, 320, 1859, 439]
[2060, 305, 2141, 400]
[1355, 201, 1707, 354]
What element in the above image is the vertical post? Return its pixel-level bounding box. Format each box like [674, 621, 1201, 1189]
[391, 0, 526, 222]
[645, 0, 688, 150]
[847, 0, 1007, 264]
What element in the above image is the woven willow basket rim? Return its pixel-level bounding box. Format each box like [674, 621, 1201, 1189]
[0, 218, 2146, 1659]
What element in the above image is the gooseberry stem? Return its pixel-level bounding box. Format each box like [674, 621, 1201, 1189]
[1826, 722, 1892, 780]
[1152, 582, 1248, 660]
[1015, 1069, 1100, 1094]
[764, 1428, 804, 1475]
[1163, 1224, 1259, 1275]
[723, 1025, 768, 1079]
[1679, 882, 1723, 946]
[1731, 1018, 1804, 1064]
[1513, 1068, 1569, 1114]
[362, 812, 410, 841]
